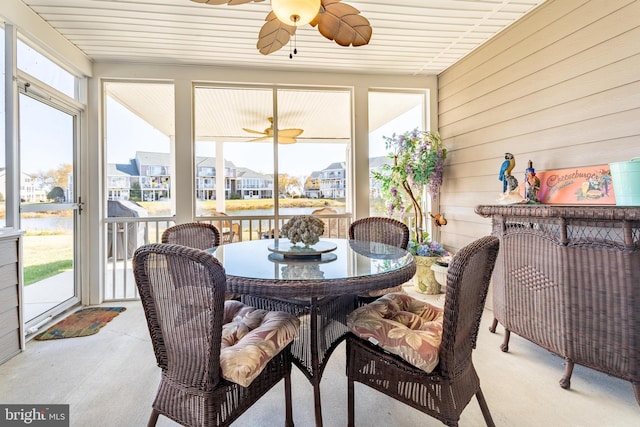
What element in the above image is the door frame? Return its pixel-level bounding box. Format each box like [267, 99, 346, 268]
[17, 75, 84, 336]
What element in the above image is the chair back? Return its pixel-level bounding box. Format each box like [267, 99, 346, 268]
[133, 243, 226, 390]
[162, 222, 220, 249]
[438, 236, 500, 377]
[209, 212, 240, 243]
[349, 217, 409, 249]
[312, 207, 340, 237]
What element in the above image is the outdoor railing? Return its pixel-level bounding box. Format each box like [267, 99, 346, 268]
[105, 216, 175, 300]
[103, 212, 421, 301]
[103, 212, 353, 301]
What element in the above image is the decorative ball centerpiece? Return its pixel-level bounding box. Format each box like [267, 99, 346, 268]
[281, 215, 325, 248]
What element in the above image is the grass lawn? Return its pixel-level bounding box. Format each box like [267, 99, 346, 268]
[22, 232, 73, 286]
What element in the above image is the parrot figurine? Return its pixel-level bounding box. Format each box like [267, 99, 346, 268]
[499, 153, 516, 193]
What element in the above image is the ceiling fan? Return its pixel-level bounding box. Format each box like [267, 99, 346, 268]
[191, 0, 372, 56]
[242, 117, 304, 144]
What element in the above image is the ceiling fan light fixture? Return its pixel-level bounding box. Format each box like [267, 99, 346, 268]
[271, 0, 321, 27]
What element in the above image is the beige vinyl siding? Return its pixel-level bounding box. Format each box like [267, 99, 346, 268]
[436, 0, 640, 252]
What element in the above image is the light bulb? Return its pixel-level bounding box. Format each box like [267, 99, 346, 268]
[271, 0, 321, 27]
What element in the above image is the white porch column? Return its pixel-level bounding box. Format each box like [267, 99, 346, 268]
[216, 141, 225, 212]
[173, 79, 194, 224]
[353, 85, 369, 221]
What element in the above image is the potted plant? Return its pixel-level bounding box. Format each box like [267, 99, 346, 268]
[372, 128, 449, 294]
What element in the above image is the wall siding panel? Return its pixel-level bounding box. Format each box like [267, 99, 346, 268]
[437, 0, 640, 253]
[439, 0, 635, 103]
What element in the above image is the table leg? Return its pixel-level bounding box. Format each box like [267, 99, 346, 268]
[242, 294, 354, 427]
[310, 298, 323, 427]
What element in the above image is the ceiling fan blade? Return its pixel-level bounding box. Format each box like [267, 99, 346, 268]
[312, 0, 372, 47]
[249, 135, 297, 144]
[278, 136, 298, 144]
[257, 12, 296, 55]
[190, 0, 266, 5]
[249, 136, 272, 142]
[279, 128, 304, 137]
[242, 127, 267, 135]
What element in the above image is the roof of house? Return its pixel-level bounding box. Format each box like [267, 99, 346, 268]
[323, 162, 346, 171]
[135, 151, 170, 166]
[235, 167, 272, 180]
[107, 160, 139, 176]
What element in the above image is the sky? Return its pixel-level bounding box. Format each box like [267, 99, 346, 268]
[4, 38, 76, 174]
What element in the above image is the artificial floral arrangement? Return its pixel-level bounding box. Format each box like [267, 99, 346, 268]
[408, 236, 449, 258]
[280, 215, 325, 247]
[372, 127, 449, 257]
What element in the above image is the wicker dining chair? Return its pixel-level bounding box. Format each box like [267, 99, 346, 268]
[349, 217, 410, 302]
[133, 243, 300, 427]
[312, 206, 341, 237]
[208, 211, 240, 244]
[162, 222, 241, 300]
[346, 236, 500, 427]
[162, 222, 221, 249]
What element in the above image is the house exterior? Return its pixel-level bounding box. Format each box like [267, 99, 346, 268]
[0, 169, 47, 203]
[134, 151, 171, 202]
[304, 171, 322, 199]
[106, 161, 137, 201]
[107, 152, 276, 201]
[318, 162, 346, 199]
[106, 152, 361, 201]
[234, 167, 273, 199]
[194, 156, 238, 200]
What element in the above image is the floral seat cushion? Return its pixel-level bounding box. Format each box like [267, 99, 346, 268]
[220, 300, 300, 387]
[174, 289, 300, 387]
[347, 292, 444, 373]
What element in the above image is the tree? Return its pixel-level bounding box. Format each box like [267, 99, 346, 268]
[304, 176, 320, 190]
[278, 174, 301, 196]
[48, 186, 66, 202]
[32, 163, 73, 196]
[48, 163, 73, 189]
[130, 181, 142, 201]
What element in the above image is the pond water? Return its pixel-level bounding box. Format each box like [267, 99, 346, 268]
[20, 217, 74, 232]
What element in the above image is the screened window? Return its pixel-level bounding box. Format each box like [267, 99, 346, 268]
[104, 82, 174, 215]
[17, 38, 75, 98]
[194, 86, 352, 217]
[368, 91, 426, 217]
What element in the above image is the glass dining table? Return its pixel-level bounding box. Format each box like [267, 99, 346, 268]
[208, 238, 416, 427]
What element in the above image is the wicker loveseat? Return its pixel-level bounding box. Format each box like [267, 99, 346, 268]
[475, 205, 640, 406]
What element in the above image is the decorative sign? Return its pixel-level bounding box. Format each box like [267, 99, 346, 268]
[520, 165, 616, 205]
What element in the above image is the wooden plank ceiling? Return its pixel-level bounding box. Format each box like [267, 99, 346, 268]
[20, 0, 546, 75]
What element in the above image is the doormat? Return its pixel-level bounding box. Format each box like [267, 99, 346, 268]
[34, 307, 127, 340]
